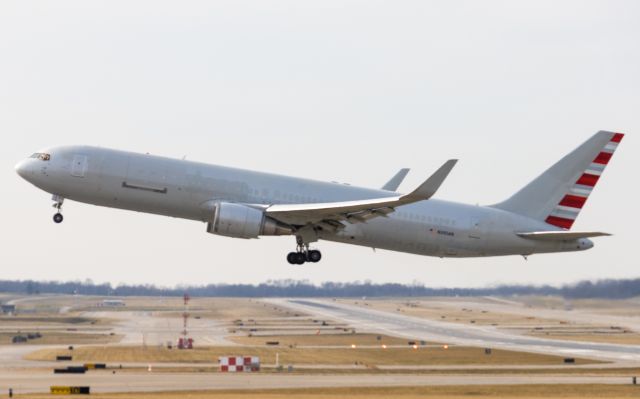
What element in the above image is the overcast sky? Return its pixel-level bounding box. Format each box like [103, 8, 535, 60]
[1, 1, 638, 288]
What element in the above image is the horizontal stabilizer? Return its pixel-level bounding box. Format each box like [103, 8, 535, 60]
[517, 231, 611, 241]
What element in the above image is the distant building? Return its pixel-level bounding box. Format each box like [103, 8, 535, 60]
[1, 304, 16, 314]
[100, 299, 125, 307]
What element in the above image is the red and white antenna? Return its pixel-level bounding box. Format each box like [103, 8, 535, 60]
[182, 293, 190, 337]
[177, 293, 193, 349]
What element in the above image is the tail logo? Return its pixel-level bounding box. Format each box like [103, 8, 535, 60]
[545, 133, 623, 229]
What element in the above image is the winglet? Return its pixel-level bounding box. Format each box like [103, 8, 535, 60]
[402, 159, 457, 202]
[381, 168, 410, 191]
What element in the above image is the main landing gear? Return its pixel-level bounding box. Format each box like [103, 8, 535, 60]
[52, 195, 64, 224]
[286, 248, 322, 265]
[287, 242, 322, 265]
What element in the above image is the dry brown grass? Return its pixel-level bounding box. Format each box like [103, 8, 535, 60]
[25, 345, 597, 366]
[511, 296, 640, 318]
[0, 315, 103, 325]
[0, 331, 120, 345]
[340, 298, 567, 327]
[16, 384, 640, 399]
[228, 333, 420, 347]
[82, 298, 303, 320]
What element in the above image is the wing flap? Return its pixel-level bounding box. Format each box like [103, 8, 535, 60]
[517, 231, 611, 241]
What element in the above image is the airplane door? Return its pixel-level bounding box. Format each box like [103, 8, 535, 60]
[468, 217, 488, 253]
[71, 155, 88, 177]
[469, 218, 482, 239]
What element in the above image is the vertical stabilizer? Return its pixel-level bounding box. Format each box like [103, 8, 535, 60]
[492, 131, 623, 229]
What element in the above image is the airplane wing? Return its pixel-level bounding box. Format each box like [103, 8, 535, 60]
[381, 168, 410, 191]
[266, 160, 457, 229]
[516, 231, 611, 241]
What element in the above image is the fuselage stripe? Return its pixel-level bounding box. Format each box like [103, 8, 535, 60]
[593, 151, 613, 165]
[559, 195, 587, 209]
[584, 169, 602, 176]
[570, 186, 592, 196]
[545, 215, 574, 229]
[604, 142, 618, 152]
[545, 134, 622, 226]
[611, 133, 624, 143]
[588, 163, 606, 172]
[550, 208, 579, 220]
[576, 173, 600, 187]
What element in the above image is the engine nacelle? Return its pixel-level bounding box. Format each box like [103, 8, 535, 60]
[206, 202, 292, 239]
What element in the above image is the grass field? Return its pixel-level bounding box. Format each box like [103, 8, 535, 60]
[228, 333, 415, 346]
[16, 385, 640, 399]
[340, 299, 569, 327]
[520, 296, 640, 317]
[0, 315, 103, 325]
[0, 331, 120, 345]
[82, 298, 302, 319]
[25, 345, 597, 366]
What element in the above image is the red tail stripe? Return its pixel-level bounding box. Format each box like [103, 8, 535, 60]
[593, 151, 612, 165]
[545, 216, 574, 229]
[559, 194, 587, 209]
[576, 173, 600, 187]
[611, 133, 624, 143]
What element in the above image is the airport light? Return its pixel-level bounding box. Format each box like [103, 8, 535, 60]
[351, 344, 356, 349]
[443, 344, 449, 350]
[412, 344, 418, 350]
[381, 344, 387, 349]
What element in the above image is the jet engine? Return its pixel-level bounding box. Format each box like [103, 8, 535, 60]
[206, 202, 292, 239]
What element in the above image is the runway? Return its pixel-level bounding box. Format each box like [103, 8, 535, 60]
[0, 370, 634, 394]
[269, 299, 640, 363]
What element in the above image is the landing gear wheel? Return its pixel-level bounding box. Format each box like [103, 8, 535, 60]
[53, 213, 64, 224]
[308, 250, 322, 263]
[287, 235, 322, 265]
[293, 252, 306, 265]
[287, 252, 297, 265]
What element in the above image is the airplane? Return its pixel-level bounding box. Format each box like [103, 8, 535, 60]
[15, 131, 622, 265]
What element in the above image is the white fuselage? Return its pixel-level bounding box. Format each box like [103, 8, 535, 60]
[15, 145, 593, 258]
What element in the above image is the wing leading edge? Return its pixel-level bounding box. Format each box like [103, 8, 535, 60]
[266, 160, 457, 228]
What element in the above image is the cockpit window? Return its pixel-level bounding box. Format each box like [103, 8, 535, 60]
[30, 153, 50, 161]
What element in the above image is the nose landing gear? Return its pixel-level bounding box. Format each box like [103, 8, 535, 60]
[52, 195, 64, 224]
[53, 213, 64, 223]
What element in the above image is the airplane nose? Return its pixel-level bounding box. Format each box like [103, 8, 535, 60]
[15, 160, 30, 179]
